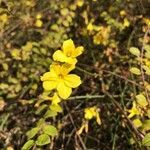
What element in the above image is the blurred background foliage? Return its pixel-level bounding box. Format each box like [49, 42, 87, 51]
[0, 0, 150, 149]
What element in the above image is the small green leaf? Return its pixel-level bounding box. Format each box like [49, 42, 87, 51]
[36, 134, 50, 146]
[142, 120, 150, 131]
[145, 52, 150, 59]
[26, 127, 40, 139]
[142, 65, 150, 75]
[35, 104, 48, 115]
[144, 44, 150, 52]
[136, 94, 148, 107]
[129, 47, 140, 57]
[50, 104, 63, 113]
[43, 125, 58, 137]
[22, 140, 35, 150]
[142, 133, 150, 146]
[36, 118, 45, 127]
[44, 109, 57, 119]
[130, 67, 141, 75]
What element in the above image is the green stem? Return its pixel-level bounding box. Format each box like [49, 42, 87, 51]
[68, 95, 119, 100]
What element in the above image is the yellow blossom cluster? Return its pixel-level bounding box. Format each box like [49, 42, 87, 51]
[41, 39, 84, 104]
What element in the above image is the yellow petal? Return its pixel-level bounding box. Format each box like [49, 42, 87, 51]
[43, 81, 57, 91]
[62, 39, 75, 56]
[96, 112, 101, 125]
[50, 63, 62, 75]
[57, 82, 72, 99]
[61, 63, 76, 75]
[41, 71, 57, 81]
[72, 46, 84, 57]
[53, 50, 68, 62]
[64, 74, 81, 88]
[51, 93, 61, 105]
[84, 108, 94, 120]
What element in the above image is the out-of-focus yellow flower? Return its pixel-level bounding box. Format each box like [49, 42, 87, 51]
[84, 106, 101, 125]
[35, 19, 43, 27]
[11, 49, 21, 60]
[93, 26, 110, 45]
[127, 102, 141, 118]
[120, 10, 126, 16]
[36, 13, 42, 19]
[0, 13, 8, 24]
[123, 18, 130, 27]
[87, 22, 93, 32]
[41, 63, 81, 99]
[77, 0, 84, 7]
[53, 39, 84, 65]
[132, 118, 142, 128]
[143, 18, 150, 26]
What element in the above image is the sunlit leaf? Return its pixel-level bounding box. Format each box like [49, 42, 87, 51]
[136, 94, 148, 107]
[26, 127, 40, 139]
[142, 120, 150, 131]
[142, 133, 150, 146]
[22, 140, 35, 150]
[50, 104, 63, 113]
[44, 109, 57, 119]
[36, 134, 50, 146]
[129, 47, 140, 56]
[130, 67, 141, 75]
[43, 125, 58, 137]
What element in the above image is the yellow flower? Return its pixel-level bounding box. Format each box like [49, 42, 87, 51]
[127, 102, 141, 118]
[41, 63, 81, 99]
[35, 19, 43, 27]
[84, 106, 101, 125]
[0, 13, 8, 24]
[53, 39, 84, 65]
[77, 0, 84, 7]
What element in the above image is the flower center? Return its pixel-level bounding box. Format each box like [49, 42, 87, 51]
[67, 52, 71, 57]
[58, 74, 64, 79]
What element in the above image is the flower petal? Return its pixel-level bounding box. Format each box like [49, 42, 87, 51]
[41, 71, 57, 81]
[51, 93, 61, 105]
[57, 82, 72, 99]
[72, 46, 84, 57]
[62, 39, 75, 56]
[64, 74, 81, 88]
[43, 81, 57, 91]
[53, 50, 68, 62]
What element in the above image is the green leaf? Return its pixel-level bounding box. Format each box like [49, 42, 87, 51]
[142, 133, 150, 146]
[35, 104, 48, 115]
[36, 118, 45, 127]
[36, 134, 50, 146]
[136, 94, 148, 107]
[22, 140, 35, 150]
[43, 125, 58, 137]
[130, 67, 141, 75]
[129, 47, 140, 57]
[145, 52, 150, 59]
[144, 44, 150, 52]
[142, 120, 150, 131]
[50, 104, 63, 113]
[26, 127, 40, 139]
[44, 109, 57, 119]
[142, 65, 150, 75]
